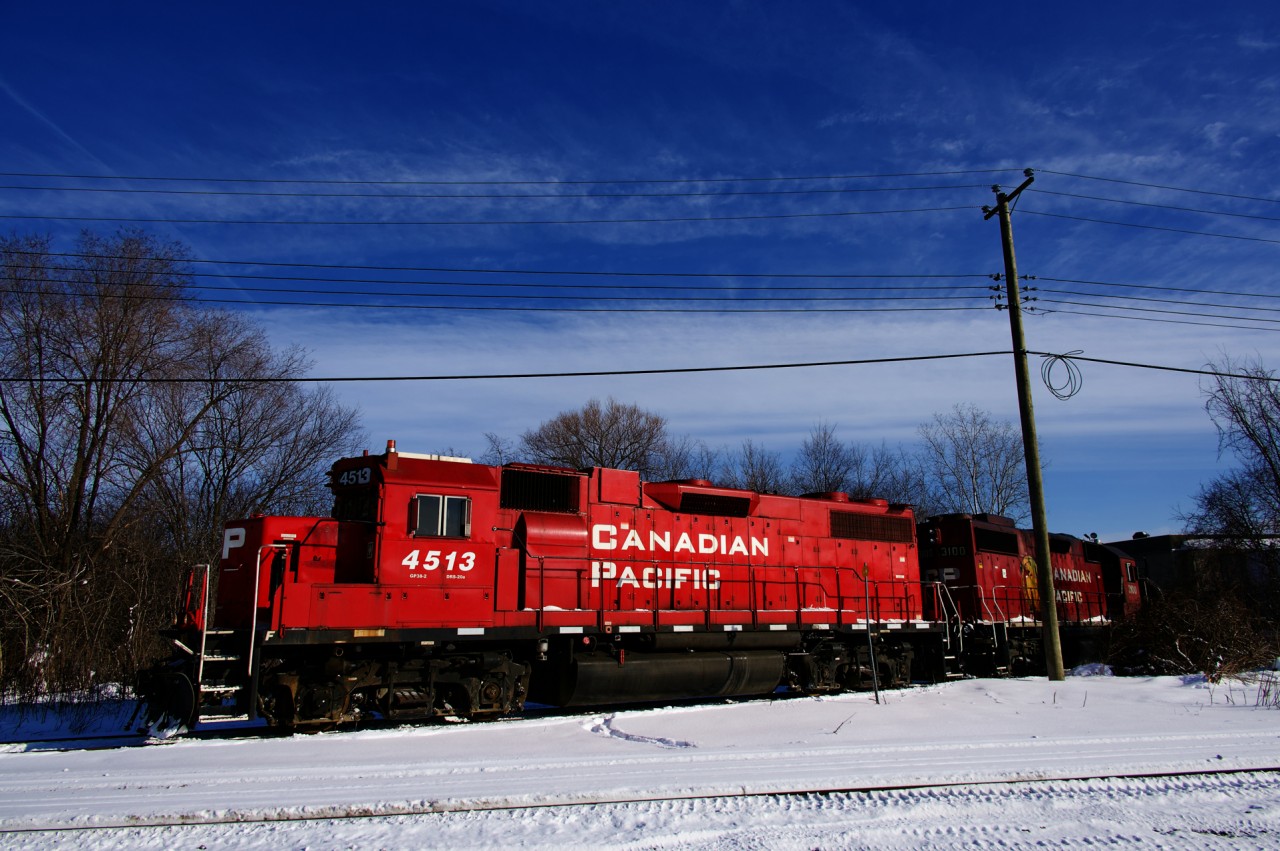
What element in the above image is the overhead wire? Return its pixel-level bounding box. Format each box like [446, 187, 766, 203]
[0, 270, 999, 294]
[1027, 351, 1280, 382]
[1030, 276, 1280, 302]
[1032, 169, 1280, 205]
[0, 277, 988, 303]
[1032, 296, 1280, 325]
[0, 183, 992, 200]
[5, 342, 1278, 387]
[4, 165, 1276, 335]
[1040, 351, 1084, 400]
[0, 248, 993, 279]
[0, 350, 1015, 384]
[0, 286, 995, 314]
[1027, 188, 1280, 224]
[0, 167, 1024, 186]
[1027, 306, 1280, 332]
[0, 275, 995, 304]
[1032, 287, 1280, 314]
[1017, 209, 1280, 245]
[0, 205, 977, 227]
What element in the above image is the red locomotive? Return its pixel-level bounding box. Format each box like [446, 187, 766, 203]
[143, 441, 940, 731]
[918, 513, 1141, 674]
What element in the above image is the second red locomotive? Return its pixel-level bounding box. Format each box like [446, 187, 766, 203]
[919, 512, 1141, 674]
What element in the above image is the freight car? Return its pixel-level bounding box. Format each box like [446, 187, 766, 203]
[918, 513, 1141, 675]
[140, 441, 947, 732]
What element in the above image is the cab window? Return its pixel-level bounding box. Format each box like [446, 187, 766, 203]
[413, 494, 471, 537]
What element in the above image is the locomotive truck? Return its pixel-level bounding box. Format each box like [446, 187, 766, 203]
[141, 441, 947, 732]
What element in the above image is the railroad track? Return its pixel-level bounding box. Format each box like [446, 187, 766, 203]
[2, 765, 1277, 835]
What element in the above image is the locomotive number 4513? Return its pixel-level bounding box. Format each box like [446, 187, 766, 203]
[335, 468, 373, 486]
[401, 549, 476, 573]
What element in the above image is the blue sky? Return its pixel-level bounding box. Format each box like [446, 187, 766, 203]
[3, 2, 1279, 540]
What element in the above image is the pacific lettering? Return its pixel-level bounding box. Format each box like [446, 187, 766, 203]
[591, 560, 721, 590]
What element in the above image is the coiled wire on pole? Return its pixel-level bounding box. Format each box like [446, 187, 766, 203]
[1040, 350, 1084, 400]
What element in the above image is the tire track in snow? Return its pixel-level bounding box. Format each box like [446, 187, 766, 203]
[586, 714, 698, 749]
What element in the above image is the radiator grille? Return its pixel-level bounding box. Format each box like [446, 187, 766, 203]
[679, 492, 753, 517]
[975, 527, 1020, 555]
[500, 468, 580, 513]
[830, 511, 914, 543]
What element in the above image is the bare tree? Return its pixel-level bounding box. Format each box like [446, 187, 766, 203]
[915, 403, 1028, 522]
[519, 398, 670, 475]
[720, 439, 788, 493]
[650, 435, 721, 481]
[138, 319, 364, 566]
[479, 432, 518, 465]
[0, 231, 363, 696]
[848, 443, 917, 500]
[790, 421, 856, 494]
[1185, 355, 1280, 543]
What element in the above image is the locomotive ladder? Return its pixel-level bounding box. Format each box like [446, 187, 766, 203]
[973, 589, 1012, 677]
[934, 583, 968, 680]
[189, 544, 281, 724]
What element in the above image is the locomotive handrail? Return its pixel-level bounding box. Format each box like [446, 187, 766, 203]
[179, 562, 211, 632]
[927, 580, 962, 652]
[533, 549, 920, 634]
[982, 585, 1007, 624]
[192, 563, 212, 689]
[940, 581, 962, 654]
[248, 544, 288, 679]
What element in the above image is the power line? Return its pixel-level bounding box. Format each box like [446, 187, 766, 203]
[1033, 287, 1280, 314]
[1, 277, 994, 304]
[1035, 297, 1280, 325]
[0, 286, 995, 314]
[1029, 350, 1280, 381]
[1031, 276, 1280, 302]
[1033, 169, 1280, 205]
[4, 268, 995, 293]
[7, 342, 1275, 386]
[1019, 209, 1280, 245]
[0, 167, 1022, 187]
[0, 350, 1013, 384]
[1030, 306, 1280, 332]
[0, 182, 991, 200]
[2, 248, 991, 280]
[0, 205, 976, 227]
[1028, 189, 1280, 224]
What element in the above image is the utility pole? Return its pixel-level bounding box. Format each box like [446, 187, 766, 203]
[984, 168, 1065, 681]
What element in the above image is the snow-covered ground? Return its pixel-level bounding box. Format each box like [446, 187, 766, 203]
[1, 671, 1278, 849]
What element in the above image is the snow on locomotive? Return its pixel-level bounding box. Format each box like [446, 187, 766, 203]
[917, 513, 1141, 675]
[142, 441, 943, 731]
